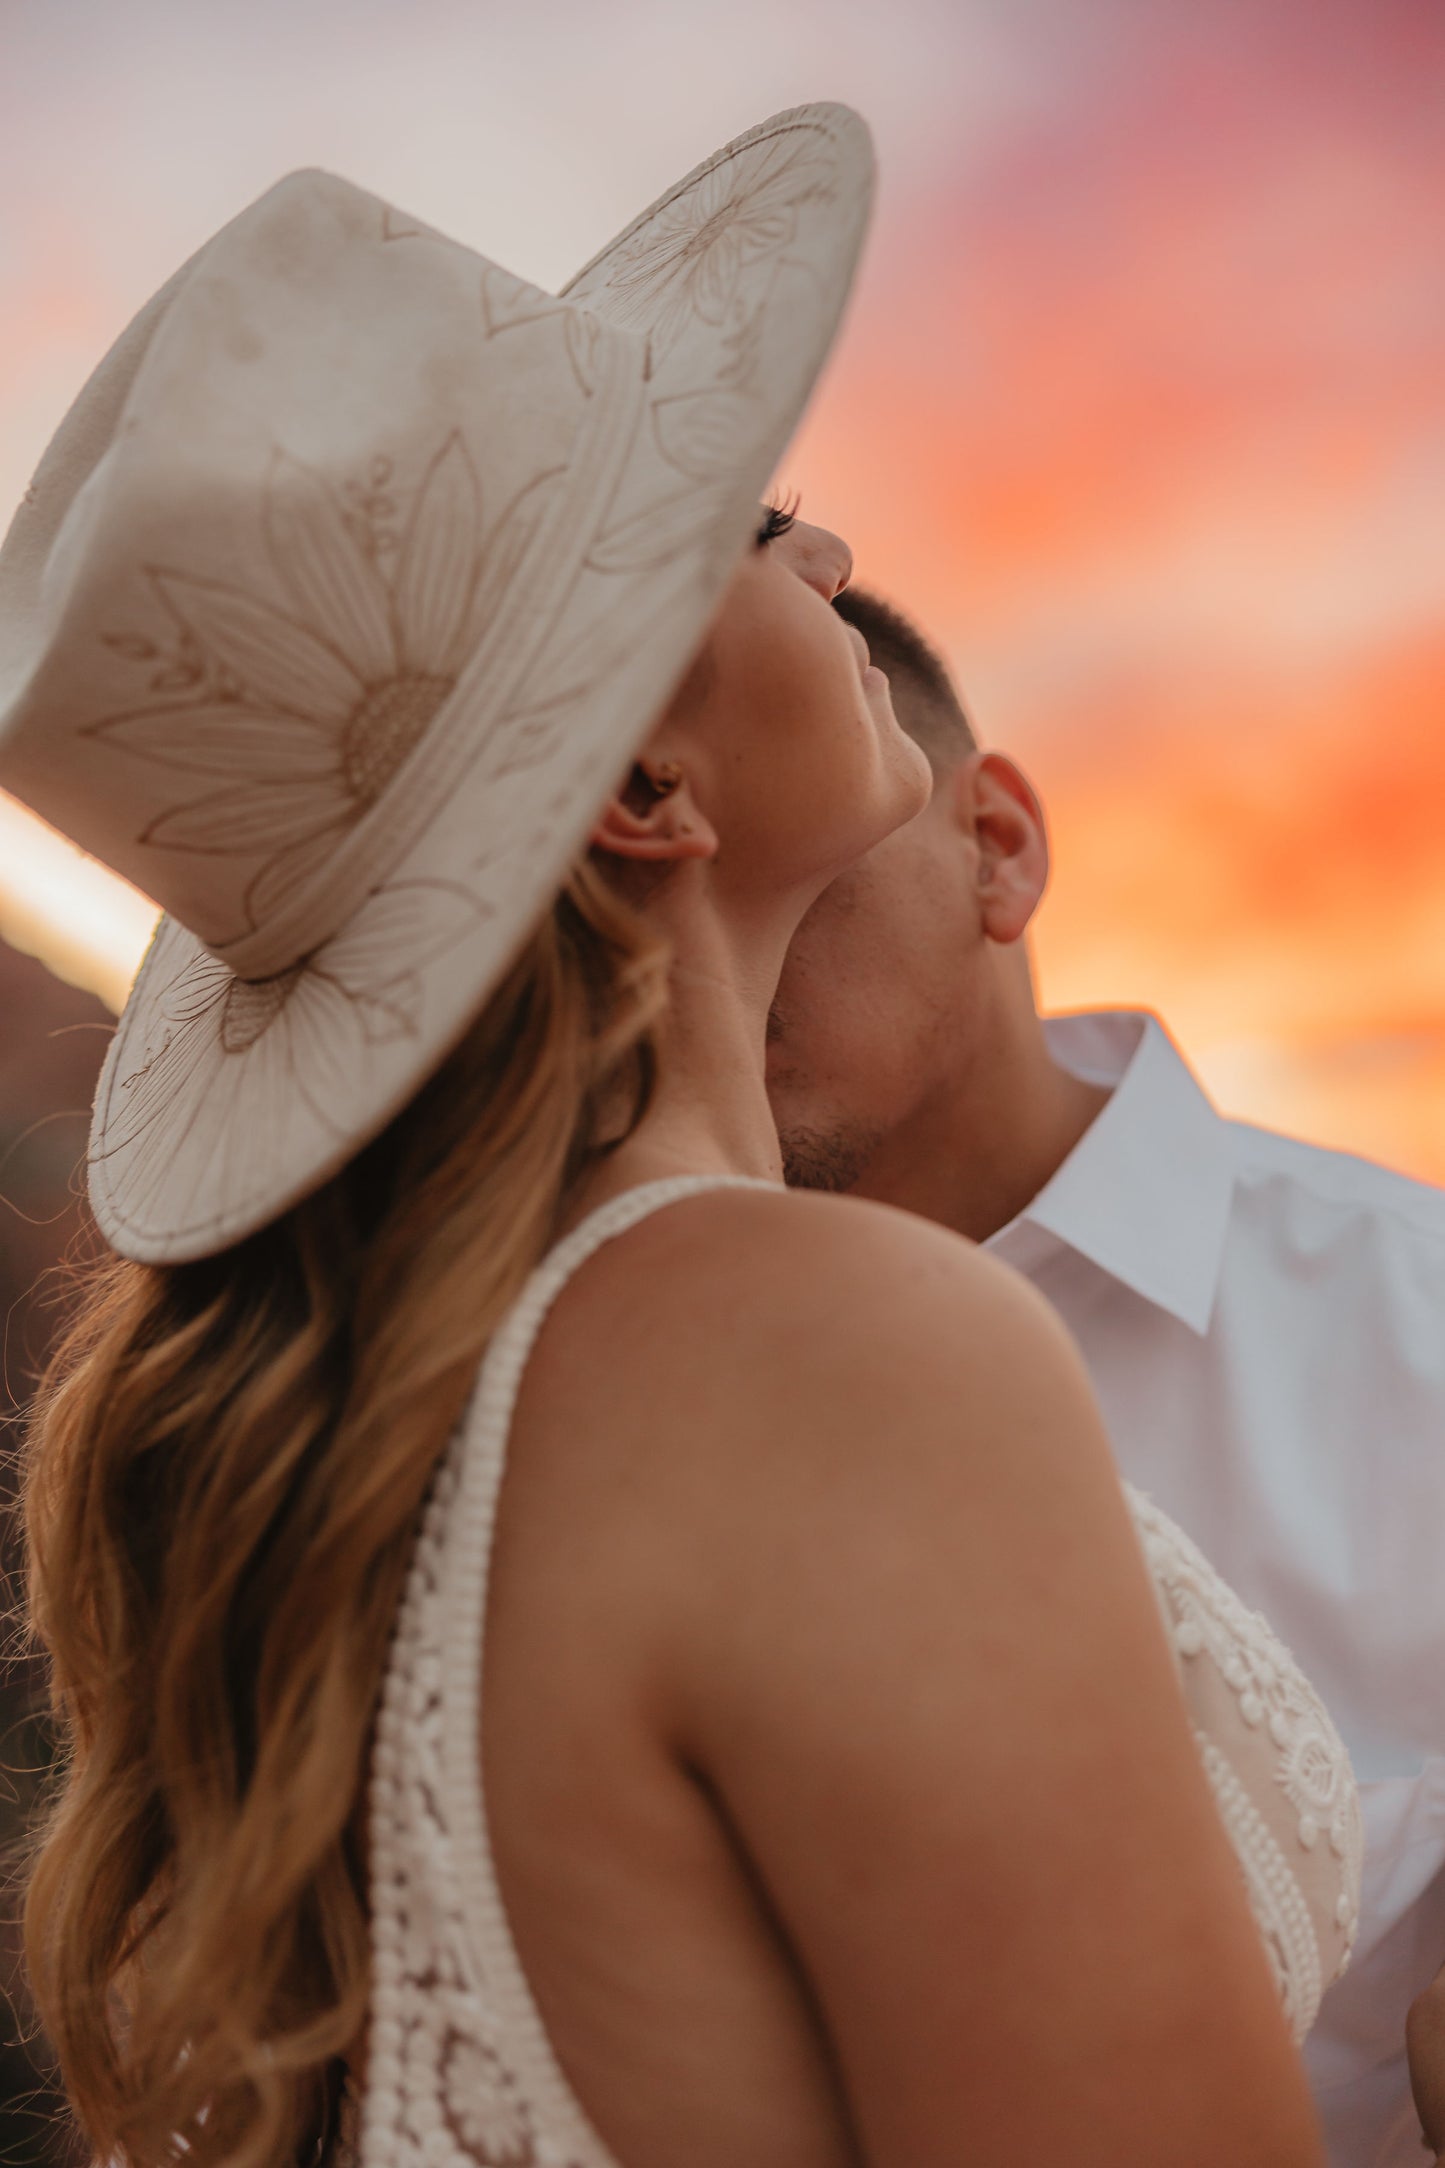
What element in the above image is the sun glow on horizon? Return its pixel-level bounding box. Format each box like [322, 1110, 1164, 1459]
[0, 792, 159, 1013]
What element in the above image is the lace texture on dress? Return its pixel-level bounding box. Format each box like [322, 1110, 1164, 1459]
[1126, 1484, 1363, 2042]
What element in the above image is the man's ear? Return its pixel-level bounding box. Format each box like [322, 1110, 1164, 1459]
[591, 760, 718, 865]
[947, 751, 1049, 943]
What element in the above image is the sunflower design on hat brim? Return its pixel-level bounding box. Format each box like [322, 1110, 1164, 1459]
[87, 432, 552, 939]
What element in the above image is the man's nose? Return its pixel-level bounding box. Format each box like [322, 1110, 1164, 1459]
[781, 519, 853, 601]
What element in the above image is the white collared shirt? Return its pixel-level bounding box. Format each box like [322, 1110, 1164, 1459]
[985, 1011, 1445, 2168]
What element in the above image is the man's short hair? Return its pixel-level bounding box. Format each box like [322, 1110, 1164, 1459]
[832, 586, 976, 773]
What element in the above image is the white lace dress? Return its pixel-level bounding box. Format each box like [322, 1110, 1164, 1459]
[354, 1177, 1363, 2168]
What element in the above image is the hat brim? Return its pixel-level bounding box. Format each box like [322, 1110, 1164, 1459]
[88, 104, 873, 1261]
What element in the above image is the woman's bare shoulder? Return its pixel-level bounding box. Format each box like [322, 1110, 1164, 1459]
[599, 1181, 1089, 1449]
[609, 1181, 1064, 1343]
[615, 1192, 1318, 2165]
[584, 1186, 1315, 2163]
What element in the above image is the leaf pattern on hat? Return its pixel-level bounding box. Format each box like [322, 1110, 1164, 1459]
[570, 125, 838, 363]
[583, 479, 729, 576]
[479, 263, 569, 343]
[99, 876, 492, 1217]
[86, 432, 534, 933]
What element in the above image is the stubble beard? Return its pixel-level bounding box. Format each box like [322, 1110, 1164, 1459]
[776, 1119, 885, 1194]
[768, 998, 886, 1193]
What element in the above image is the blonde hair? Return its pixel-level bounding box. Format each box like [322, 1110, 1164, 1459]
[21, 862, 669, 2168]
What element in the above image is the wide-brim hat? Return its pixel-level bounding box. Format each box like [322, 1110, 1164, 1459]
[0, 104, 873, 1264]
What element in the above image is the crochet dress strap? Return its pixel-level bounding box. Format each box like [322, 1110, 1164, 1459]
[358, 1175, 772, 2168]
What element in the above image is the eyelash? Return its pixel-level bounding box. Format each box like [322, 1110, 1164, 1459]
[755, 494, 800, 548]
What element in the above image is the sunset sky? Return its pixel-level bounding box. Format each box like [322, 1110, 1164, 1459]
[4, 0, 1444, 1174]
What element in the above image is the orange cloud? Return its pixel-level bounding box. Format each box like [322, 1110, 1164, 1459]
[780, 37, 1445, 1180]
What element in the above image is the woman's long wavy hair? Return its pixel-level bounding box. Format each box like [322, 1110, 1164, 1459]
[21, 861, 670, 2168]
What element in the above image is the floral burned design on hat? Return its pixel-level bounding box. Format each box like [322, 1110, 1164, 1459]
[94, 875, 491, 1233]
[86, 431, 553, 941]
[569, 121, 842, 363]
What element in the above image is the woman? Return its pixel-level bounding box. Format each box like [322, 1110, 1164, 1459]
[4, 108, 1345, 2168]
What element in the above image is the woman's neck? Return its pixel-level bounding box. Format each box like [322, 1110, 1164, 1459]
[565, 880, 790, 1227]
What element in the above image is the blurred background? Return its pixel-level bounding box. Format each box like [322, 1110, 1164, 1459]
[1, 0, 1442, 2153]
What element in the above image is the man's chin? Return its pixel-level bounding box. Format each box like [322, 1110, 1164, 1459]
[777, 1121, 882, 1194]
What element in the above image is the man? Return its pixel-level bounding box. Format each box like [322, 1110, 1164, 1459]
[767, 584, 1445, 2168]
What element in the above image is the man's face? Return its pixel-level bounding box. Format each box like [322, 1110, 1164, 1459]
[766, 774, 988, 1190]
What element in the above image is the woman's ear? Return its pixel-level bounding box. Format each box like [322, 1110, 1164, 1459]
[591, 760, 718, 865]
[948, 751, 1049, 944]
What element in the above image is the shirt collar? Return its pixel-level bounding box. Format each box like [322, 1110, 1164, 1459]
[984, 1011, 1236, 1335]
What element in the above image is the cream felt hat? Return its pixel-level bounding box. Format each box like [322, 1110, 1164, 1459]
[0, 104, 873, 1263]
